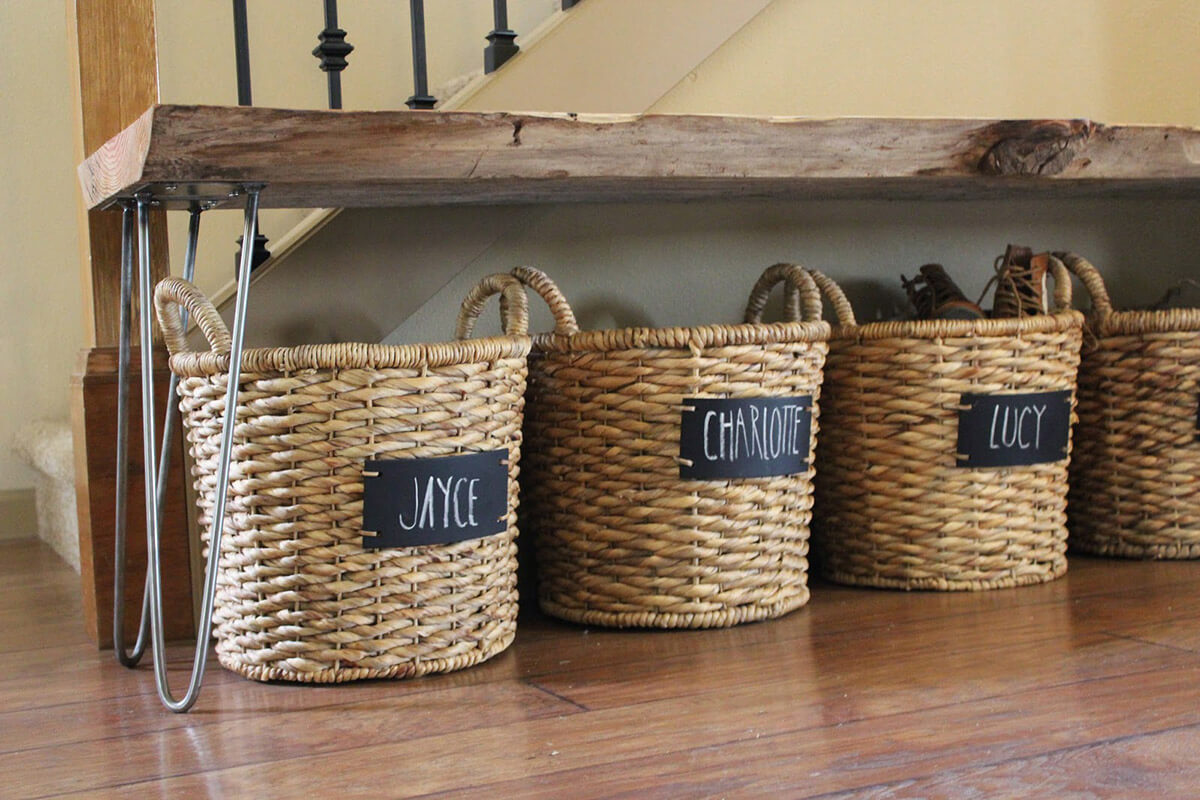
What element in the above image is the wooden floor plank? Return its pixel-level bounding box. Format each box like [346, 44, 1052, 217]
[0, 541, 90, 656]
[508, 564, 1200, 687]
[0, 618, 90, 654]
[8, 584, 1196, 756]
[514, 571, 1200, 707]
[0, 649, 243, 717]
[0, 641, 527, 753]
[531, 623, 1195, 713]
[5, 564, 1191, 715]
[58, 660, 1200, 799]
[0, 680, 580, 798]
[812, 723, 1200, 799]
[10, 627, 1185, 783]
[1100, 604, 1200, 654]
[7, 535, 1200, 797]
[429, 664, 1200, 800]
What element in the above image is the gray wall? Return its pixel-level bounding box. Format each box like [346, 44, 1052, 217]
[211, 196, 1199, 352]
[381, 196, 1200, 346]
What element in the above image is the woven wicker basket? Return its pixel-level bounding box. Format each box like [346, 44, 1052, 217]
[495, 264, 831, 629]
[154, 274, 532, 683]
[809, 259, 1084, 590]
[1058, 252, 1200, 558]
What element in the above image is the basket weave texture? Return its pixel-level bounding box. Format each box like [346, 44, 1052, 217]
[809, 261, 1084, 590]
[1059, 253, 1200, 558]
[155, 275, 532, 683]
[496, 265, 831, 628]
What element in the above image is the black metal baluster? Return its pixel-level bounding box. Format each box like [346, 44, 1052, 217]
[232, 0, 252, 105]
[313, 0, 353, 110]
[231, 1, 269, 272]
[405, 0, 436, 109]
[484, 0, 519, 73]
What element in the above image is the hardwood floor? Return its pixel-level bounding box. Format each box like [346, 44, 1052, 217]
[2, 537, 1199, 798]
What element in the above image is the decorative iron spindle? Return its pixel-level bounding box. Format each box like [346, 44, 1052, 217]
[234, 230, 271, 277]
[231, 0, 269, 271]
[232, 0, 252, 105]
[484, 0, 519, 73]
[405, 0, 436, 109]
[312, 0, 353, 109]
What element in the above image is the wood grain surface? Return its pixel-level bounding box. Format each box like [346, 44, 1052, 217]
[78, 106, 1200, 211]
[71, 0, 169, 346]
[3, 537, 1200, 797]
[69, 346, 194, 648]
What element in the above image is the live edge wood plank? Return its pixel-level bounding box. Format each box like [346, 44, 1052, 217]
[78, 105, 1200, 211]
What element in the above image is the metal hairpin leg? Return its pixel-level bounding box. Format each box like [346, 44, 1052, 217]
[137, 187, 261, 712]
[113, 203, 150, 665]
[114, 205, 203, 667]
[152, 207, 201, 565]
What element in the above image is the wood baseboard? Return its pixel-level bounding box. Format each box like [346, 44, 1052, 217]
[0, 488, 37, 540]
[71, 346, 194, 647]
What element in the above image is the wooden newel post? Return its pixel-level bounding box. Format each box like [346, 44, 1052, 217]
[69, 0, 194, 646]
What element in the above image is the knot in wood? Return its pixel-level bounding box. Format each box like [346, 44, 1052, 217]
[978, 121, 1094, 177]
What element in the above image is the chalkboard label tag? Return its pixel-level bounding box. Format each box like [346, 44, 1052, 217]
[361, 449, 508, 549]
[956, 390, 1072, 468]
[679, 396, 813, 479]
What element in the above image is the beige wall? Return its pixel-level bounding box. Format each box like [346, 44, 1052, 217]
[455, 0, 772, 113]
[0, 1, 86, 490]
[650, 0, 1200, 125]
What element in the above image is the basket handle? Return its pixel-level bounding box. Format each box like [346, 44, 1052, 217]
[154, 277, 232, 357]
[743, 263, 827, 325]
[803, 268, 857, 327]
[455, 273, 531, 339]
[1052, 251, 1113, 317]
[1045, 254, 1074, 313]
[509, 266, 581, 335]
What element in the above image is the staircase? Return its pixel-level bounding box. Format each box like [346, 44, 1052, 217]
[13, 420, 80, 570]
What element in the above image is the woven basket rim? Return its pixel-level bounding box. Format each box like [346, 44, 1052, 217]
[531, 319, 831, 353]
[168, 335, 532, 377]
[1089, 306, 1200, 337]
[827, 309, 1083, 341]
